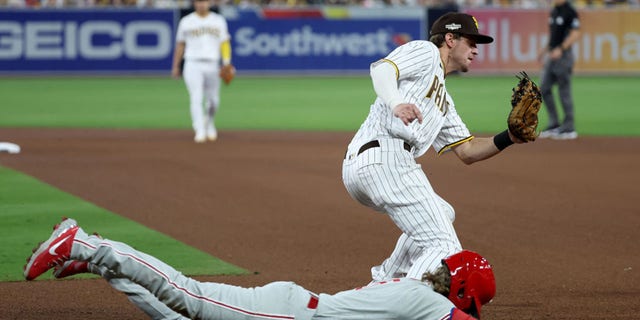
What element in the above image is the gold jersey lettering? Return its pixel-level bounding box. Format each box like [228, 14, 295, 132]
[425, 75, 448, 114]
[189, 27, 220, 38]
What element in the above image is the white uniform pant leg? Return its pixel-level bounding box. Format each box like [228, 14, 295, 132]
[70, 229, 316, 320]
[203, 65, 221, 137]
[369, 233, 421, 281]
[400, 193, 461, 280]
[342, 139, 462, 281]
[183, 60, 206, 136]
[89, 264, 188, 320]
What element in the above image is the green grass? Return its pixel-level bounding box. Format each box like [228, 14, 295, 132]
[1, 75, 639, 135]
[0, 76, 372, 131]
[1, 74, 638, 281]
[447, 75, 640, 136]
[0, 166, 247, 282]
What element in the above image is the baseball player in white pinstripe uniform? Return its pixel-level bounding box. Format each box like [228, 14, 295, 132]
[172, 0, 232, 143]
[343, 12, 526, 282]
[25, 217, 496, 320]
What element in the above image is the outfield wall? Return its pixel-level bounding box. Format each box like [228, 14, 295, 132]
[221, 7, 425, 73]
[0, 7, 638, 75]
[0, 9, 177, 73]
[466, 9, 640, 74]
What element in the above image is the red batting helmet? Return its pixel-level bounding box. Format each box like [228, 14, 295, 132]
[442, 250, 496, 319]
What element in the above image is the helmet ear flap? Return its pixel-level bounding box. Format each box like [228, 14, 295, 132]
[462, 262, 496, 319]
[466, 266, 496, 305]
[468, 298, 480, 318]
[447, 275, 472, 311]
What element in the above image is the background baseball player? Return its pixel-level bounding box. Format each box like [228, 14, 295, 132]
[537, 0, 581, 140]
[24, 218, 495, 320]
[171, 0, 234, 143]
[342, 12, 538, 282]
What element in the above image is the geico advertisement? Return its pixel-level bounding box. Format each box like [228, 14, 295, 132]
[0, 10, 174, 72]
[228, 14, 420, 71]
[467, 9, 640, 73]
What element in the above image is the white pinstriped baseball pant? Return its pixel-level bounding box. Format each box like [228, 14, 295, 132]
[342, 137, 462, 280]
[70, 228, 318, 320]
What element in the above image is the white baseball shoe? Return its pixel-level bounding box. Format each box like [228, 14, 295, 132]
[538, 127, 559, 139]
[551, 130, 578, 140]
[194, 132, 206, 143]
[206, 124, 218, 141]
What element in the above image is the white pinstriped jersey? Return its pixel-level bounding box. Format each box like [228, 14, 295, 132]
[176, 12, 230, 61]
[343, 39, 473, 281]
[348, 40, 473, 158]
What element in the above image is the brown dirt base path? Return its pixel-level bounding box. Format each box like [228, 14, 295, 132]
[0, 128, 638, 320]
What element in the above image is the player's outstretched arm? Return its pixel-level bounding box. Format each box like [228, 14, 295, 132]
[452, 130, 519, 165]
[454, 70, 542, 164]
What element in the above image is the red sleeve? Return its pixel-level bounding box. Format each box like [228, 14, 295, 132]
[449, 308, 478, 320]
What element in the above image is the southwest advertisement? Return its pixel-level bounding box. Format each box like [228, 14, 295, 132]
[224, 8, 423, 72]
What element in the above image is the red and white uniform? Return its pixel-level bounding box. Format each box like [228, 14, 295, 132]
[175, 11, 230, 139]
[70, 227, 470, 320]
[343, 40, 473, 281]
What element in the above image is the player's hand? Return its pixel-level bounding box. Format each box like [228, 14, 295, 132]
[536, 47, 547, 63]
[171, 67, 181, 79]
[549, 47, 563, 60]
[393, 103, 423, 126]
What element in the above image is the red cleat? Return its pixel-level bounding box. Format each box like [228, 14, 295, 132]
[24, 218, 79, 281]
[53, 260, 89, 278]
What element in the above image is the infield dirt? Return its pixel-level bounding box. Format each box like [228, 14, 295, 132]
[0, 128, 638, 320]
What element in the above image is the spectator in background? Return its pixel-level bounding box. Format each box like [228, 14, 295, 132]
[41, 0, 65, 7]
[2, 0, 26, 7]
[537, 0, 581, 139]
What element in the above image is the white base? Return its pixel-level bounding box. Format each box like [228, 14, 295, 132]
[0, 142, 21, 154]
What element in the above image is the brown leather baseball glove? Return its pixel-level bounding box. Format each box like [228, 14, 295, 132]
[219, 64, 236, 85]
[508, 71, 542, 142]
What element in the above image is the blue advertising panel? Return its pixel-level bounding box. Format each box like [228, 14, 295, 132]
[227, 10, 423, 72]
[0, 9, 175, 73]
[0, 8, 423, 74]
